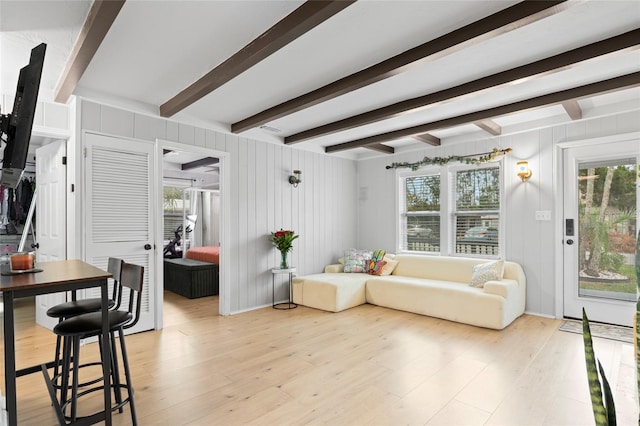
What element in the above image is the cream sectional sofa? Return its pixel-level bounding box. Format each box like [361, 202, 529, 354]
[292, 254, 526, 330]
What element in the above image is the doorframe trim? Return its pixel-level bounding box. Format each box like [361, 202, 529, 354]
[81, 131, 158, 332]
[155, 139, 231, 329]
[553, 131, 640, 320]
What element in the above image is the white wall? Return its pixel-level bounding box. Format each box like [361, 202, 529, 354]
[357, 110, 640, 318]
[76, 99, 358, 313]
[1, 95, 70, 142]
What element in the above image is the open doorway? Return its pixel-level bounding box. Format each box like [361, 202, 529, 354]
[157, 141, 227, 327]
[0, 134, 66, 332]
[0, 133, 58, 259]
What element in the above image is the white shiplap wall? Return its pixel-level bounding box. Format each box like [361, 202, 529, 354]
[77, 99, 358, 313]
[357, 110, 640, 318]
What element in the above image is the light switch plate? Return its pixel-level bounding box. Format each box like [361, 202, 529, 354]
[535, 210, 551, 221]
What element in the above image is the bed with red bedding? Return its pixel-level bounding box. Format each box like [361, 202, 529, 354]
[186, 245, 219, 264]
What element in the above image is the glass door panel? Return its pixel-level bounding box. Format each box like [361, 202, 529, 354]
[563, 138, 639, 326]
[577, 158, 637, 302]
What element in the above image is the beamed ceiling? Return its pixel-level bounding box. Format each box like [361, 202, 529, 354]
[1, 0, 639, 159]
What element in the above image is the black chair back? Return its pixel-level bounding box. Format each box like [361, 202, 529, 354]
[119, 262, 144, 330]
[107, 257, 124, 309]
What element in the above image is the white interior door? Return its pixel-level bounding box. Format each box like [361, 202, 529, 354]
[34, 139, 67, 330]
[84, 133, 156, 333]
[562, 139, 639, 326]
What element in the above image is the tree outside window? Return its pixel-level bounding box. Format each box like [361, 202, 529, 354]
[402, 174, 440, 252]
[455, 167, 500, 256]
[578, 162, 637, 300]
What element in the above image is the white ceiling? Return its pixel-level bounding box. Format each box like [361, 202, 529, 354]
[1, 0, 639, 160]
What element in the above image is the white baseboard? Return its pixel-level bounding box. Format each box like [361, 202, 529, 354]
[230, 299, 293, 315]
[524, 310, 558, 320]
[230, 302, 274, 315]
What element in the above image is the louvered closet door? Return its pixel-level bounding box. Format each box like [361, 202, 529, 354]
[84, 133, 156, 333]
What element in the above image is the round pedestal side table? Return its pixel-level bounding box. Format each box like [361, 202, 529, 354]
[271, 267, 297, 310]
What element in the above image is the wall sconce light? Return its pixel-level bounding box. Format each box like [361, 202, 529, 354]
[516, 161, 532, 182]
[289, 170, 302, 187]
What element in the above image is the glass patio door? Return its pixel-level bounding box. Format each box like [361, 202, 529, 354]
[563, 139, 639, 326]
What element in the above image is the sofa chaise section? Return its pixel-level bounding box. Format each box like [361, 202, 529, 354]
[292, 272, 369, 312]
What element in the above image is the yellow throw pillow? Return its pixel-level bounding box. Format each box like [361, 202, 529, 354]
[366, 260, 387, 275]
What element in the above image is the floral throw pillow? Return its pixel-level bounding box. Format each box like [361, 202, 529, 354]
[365, 250, 386, 275]
[343, 248, 372, 273]
[469, 260, 504, 288]
[366, 261, 387, 275]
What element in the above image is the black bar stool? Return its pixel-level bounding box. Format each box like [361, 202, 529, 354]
[53, 262, 144, 425]
[47, 257, 123, 398]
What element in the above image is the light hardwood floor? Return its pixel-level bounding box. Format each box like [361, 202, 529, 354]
[1, 292, 637, 425]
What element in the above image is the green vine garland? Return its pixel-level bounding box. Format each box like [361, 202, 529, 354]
[385, 147, 512, 171]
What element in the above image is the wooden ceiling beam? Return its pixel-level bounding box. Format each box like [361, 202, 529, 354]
[232, 0, 571, 134]
[54, 0, 126, 103]
[561, 100, 582, 120]
[182, 157, 219, 171]
[412, 134, 441, 146]
[285, 28, 640, 144]
[325, 72, 640, 153]
[366, 144, 395, 154]
[160, 0, 356, 118]
[474, 119, 502, 136]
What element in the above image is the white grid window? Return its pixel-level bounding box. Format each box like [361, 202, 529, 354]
[399, 173, 441, 253]
[398, 163, 501, 258]
[453, 166, 501, 257]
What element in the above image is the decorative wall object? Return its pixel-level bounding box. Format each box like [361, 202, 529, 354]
[385, 147, 512, 171]
[289, 169, 302, 187]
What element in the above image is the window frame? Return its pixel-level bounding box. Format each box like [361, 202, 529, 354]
[397, 167, 442, 254]
[449, 162, 503, 258]
[396, 161, 504, 259]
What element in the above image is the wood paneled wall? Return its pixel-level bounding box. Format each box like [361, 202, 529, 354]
[78, 100, 358, 313]
[357, 111, 640, 318]
[51, 97, 640, 318]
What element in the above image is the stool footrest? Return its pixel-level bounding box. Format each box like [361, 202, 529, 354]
[42, 363, 108, 426]
[51, 361, 105, 391]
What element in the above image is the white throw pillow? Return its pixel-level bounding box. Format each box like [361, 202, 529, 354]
[379, 255, 399, 276]
[470, 260, 504, 288]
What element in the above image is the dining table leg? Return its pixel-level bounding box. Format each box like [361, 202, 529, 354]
[3, 291, 17, 426]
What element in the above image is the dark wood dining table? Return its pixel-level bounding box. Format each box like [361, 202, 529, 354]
[0, 259, 112, 426]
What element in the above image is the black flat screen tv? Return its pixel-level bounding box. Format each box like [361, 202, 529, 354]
[0, 43, 46, 188]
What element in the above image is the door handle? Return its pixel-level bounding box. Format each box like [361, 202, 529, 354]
[144, 244, 152, 250]
[566, 239, 574, 245]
